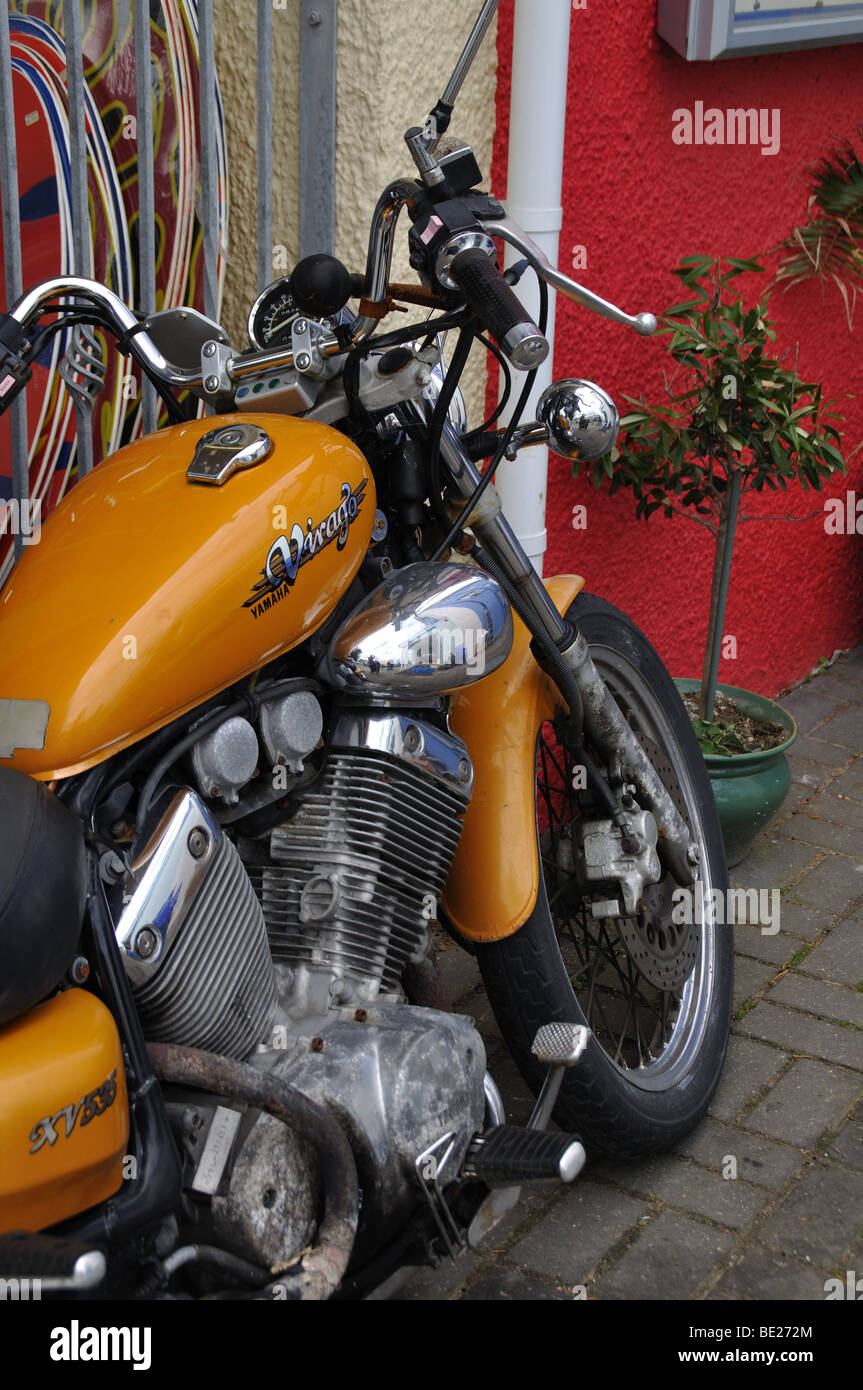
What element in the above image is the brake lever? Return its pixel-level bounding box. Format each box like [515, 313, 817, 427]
[479, 213, 657, 338]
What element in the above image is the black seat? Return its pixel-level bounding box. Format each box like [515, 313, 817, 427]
[0, 767, 86, 1027]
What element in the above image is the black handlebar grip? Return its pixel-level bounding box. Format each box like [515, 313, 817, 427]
[449, 247, 549, 371]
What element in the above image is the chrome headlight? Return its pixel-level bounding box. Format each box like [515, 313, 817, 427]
[332, 562, 513, 696]
[538, 378, 619, 462]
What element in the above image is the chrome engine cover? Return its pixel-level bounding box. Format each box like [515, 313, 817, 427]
[165, 1091, 320, 1272]
[116, 791, 276, 1059]
[172, 1001, 488, 1272]
[145, 701, 487, 1276]
[208, 1110, 320, 1270]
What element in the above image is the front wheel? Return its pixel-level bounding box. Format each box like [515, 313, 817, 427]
[477, 592, 732, 1159]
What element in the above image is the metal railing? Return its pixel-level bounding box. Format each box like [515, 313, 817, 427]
[0, 0, 339, 569]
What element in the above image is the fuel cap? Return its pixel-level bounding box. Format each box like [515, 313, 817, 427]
[186, 422, 273, 485]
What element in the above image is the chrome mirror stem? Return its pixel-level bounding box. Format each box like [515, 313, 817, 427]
[439, 0, 500, 115]
[416, 0, 500, 155]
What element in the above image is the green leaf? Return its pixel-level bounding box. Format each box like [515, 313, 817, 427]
[666, 300, 706, 316]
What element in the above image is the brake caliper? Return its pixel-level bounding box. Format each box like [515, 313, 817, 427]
[573, 807, 661, 920]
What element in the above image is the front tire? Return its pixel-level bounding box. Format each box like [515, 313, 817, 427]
[477, 592, 732, 1159]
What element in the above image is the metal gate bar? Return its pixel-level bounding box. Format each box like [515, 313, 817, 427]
[63, 0, 94, 475]
[0, 0, 27, 561]
[299, 0, 338, 260]
[133, 0, 157, 434]
[198, 0, 218, 326]
[257, 0, 273, 294]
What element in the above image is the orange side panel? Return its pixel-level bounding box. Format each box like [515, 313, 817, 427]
[0, 989, 129, 1233]
[444, 575, 584, 943]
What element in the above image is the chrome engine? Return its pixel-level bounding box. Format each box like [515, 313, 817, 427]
[115, 703, 490, 1269]
[238, 707, 486, 1254]
[113, 562, 513, 1277]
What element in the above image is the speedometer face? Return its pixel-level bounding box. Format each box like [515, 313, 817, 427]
[247, 279, 301, 349]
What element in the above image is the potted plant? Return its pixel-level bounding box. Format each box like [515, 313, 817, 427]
[575, 255, 847, 864]
[773, 125, 863, 329]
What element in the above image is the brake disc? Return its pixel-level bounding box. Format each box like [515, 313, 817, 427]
[614, 732, 700, 992]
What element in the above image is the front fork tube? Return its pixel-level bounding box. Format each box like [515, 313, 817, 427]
[435, 416, 697, 888]
[561, 632, 697, 888]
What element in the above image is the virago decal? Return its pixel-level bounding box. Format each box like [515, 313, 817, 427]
[244, 479, 368, 619]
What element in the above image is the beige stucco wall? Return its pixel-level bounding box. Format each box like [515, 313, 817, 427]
[213, 0, 498, 420]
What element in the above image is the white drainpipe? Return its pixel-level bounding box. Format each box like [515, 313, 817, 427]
[496, 0, 572, 576]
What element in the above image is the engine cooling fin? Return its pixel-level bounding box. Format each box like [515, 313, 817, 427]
[249, 744, 470, 997]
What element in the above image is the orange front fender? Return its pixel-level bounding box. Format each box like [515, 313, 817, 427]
[443, 575, 584, 943]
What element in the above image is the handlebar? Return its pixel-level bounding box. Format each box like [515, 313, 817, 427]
[5, 277, 201, 386]
[0, 276, 344, 401]
[0, 199, 656, 412]
[2, 171, 419, 392]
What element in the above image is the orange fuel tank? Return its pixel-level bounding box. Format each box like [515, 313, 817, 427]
[0, 415, 374, 780]
[0, 988, 129, 1233]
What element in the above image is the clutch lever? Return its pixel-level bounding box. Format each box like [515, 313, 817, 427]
[479, 213, 658, 338]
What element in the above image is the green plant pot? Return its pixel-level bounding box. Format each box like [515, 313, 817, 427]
[674, 679, 798, 868]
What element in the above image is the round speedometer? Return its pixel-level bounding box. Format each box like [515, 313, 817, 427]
[247, 279, 301, 350]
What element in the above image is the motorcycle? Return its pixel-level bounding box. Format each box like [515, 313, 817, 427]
[0, 0, 731, 1300]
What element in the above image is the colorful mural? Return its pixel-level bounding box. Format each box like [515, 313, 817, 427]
[0, 0, 228, 583]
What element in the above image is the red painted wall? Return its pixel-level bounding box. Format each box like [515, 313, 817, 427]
[493, 1, 863, 698]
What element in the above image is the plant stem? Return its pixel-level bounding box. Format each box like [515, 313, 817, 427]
[700, 467, 741, 721]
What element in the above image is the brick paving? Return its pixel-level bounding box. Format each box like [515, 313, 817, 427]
[397, 648, 863, 1301]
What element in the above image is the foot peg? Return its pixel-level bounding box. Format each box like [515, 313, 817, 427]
[464, 1124, 586, 1186]
[529, 1022, 590, 1130]
[464, 1021, 591, 1244]
[531, 1021, 591, 1068]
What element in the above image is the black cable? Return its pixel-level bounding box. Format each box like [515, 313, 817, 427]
[28, 311, 117, 360]
[343, 346, 376, 439]
[139, 366, 192, 425]
[465, 332, 511, 438]
[111, 318, 191, 424]
[356, 305, 471, 355]
[426, 323, 476, 540]
[429, 273, 549, 563]
[113, 317, 153, 355]
[27, 308, 189, 424]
